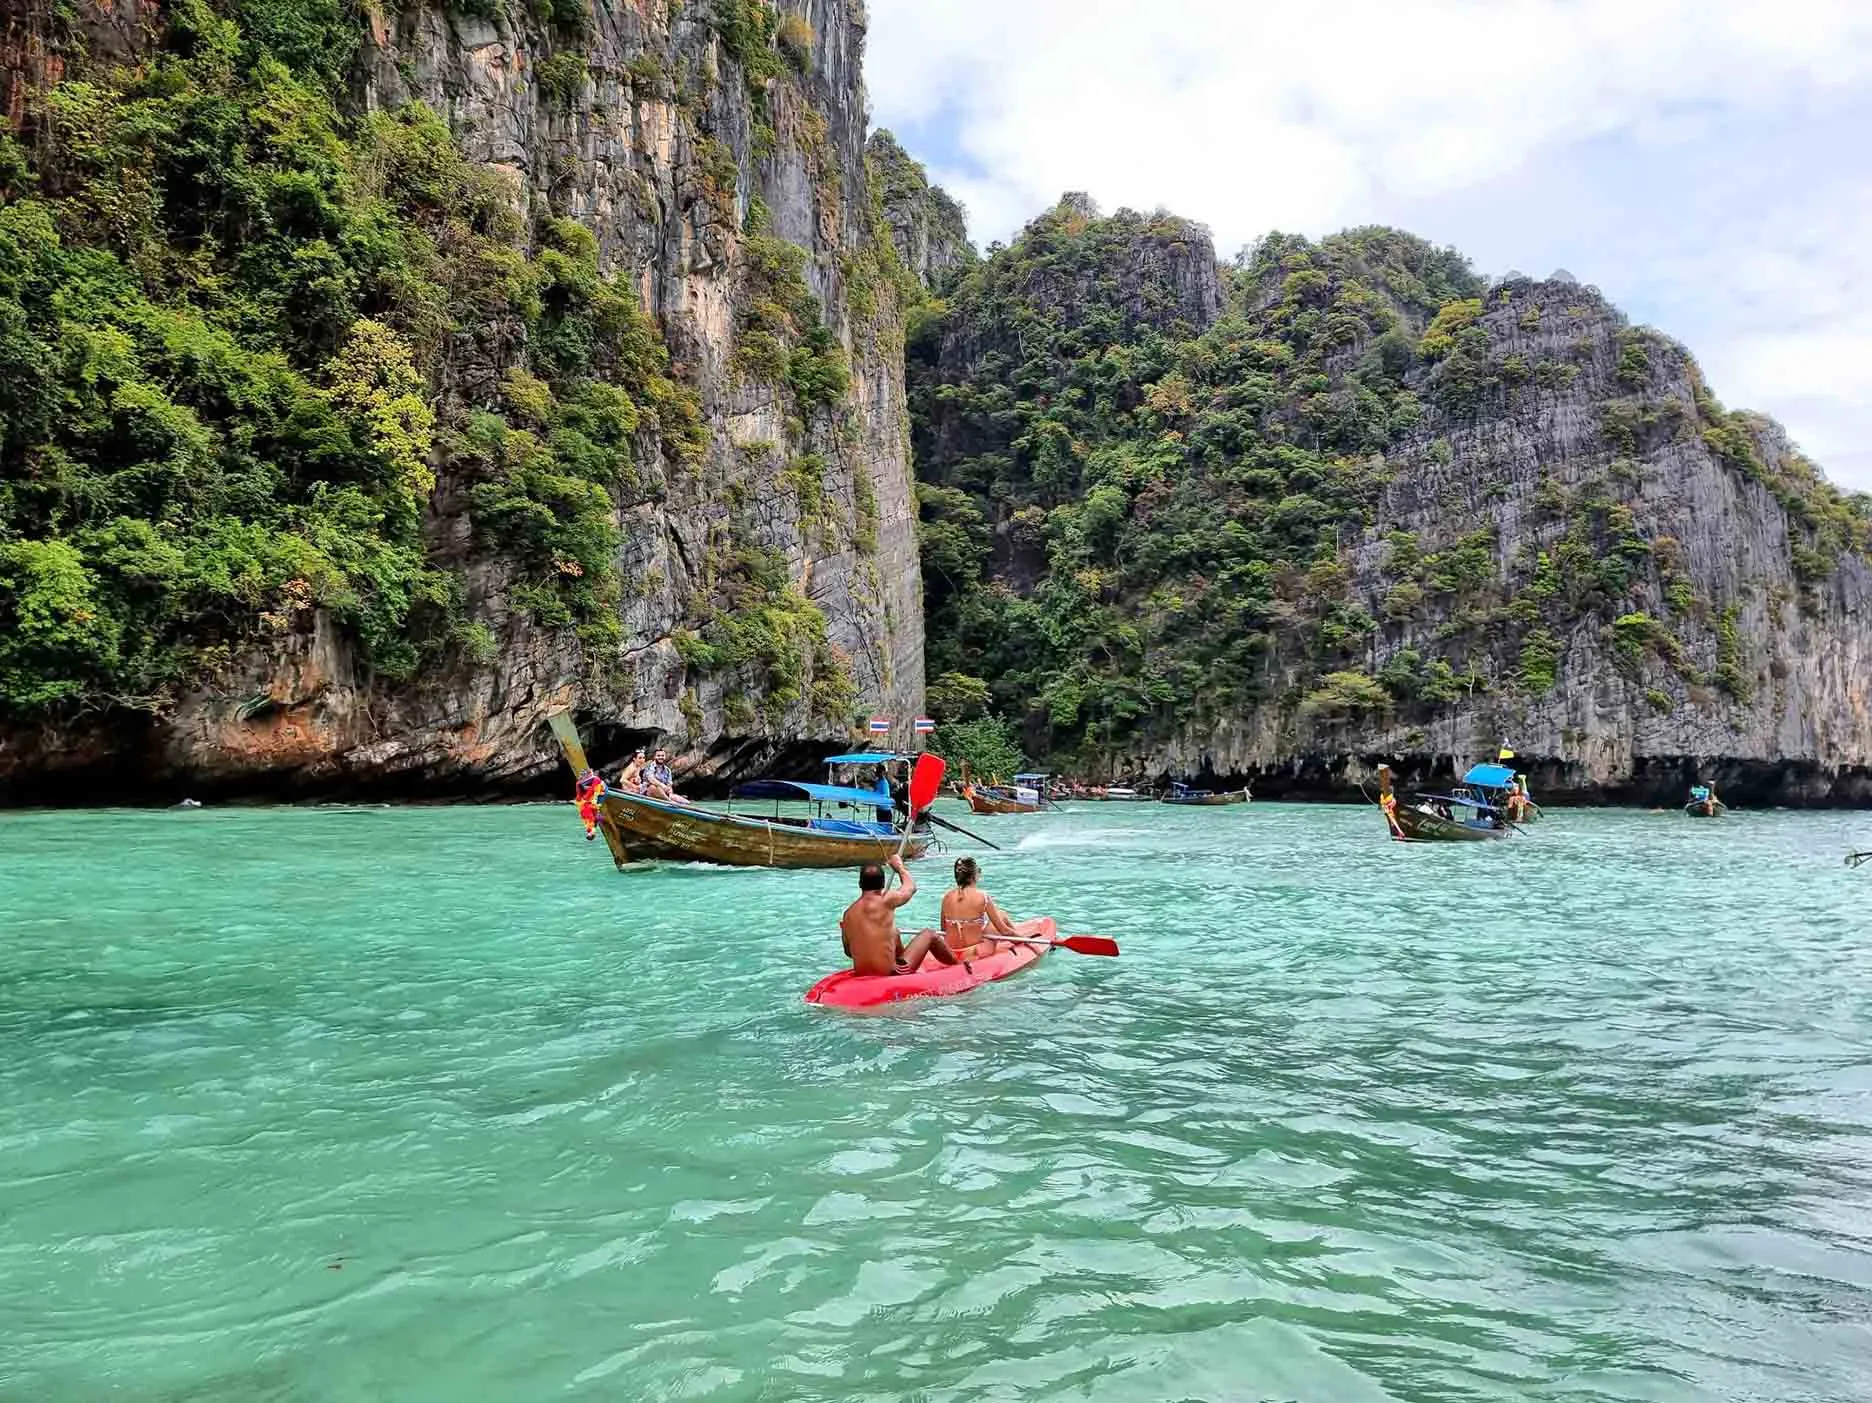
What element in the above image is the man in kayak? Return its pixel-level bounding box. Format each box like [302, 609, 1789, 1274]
[840, 854, 963, 976]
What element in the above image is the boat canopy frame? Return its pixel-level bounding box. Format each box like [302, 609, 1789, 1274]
[822, 751, 920, 766]
[734, 779, 894, 810]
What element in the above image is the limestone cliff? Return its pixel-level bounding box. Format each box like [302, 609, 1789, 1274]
[866, 129, 974, 292]
[911, 206, 1872, 805]
[0, 0, 925, 800]
[1169, 274, 1872, 804]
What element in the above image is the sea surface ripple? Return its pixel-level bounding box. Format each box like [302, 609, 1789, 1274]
[3, 800, 1870, 1401]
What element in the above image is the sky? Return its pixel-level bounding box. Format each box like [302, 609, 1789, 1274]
[863, 0, 1872, 491]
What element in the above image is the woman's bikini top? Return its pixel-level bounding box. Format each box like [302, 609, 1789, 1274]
[943, 897, 993, 939]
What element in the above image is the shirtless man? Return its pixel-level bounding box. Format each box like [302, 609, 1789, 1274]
[839, 854, 962, 977]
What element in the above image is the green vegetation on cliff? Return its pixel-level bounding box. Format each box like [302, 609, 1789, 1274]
[911, 203, 1482, 757]
[0, 0, 698, 718]
[910, 198, 1872, 765]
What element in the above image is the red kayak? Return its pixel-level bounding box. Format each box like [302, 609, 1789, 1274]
[804, 918, 1057, 1008]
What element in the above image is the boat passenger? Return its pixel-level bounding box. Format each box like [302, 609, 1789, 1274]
[645, 748, 688, 804]
[840, 855, 962, 976]
[941, 857, 1023, 959]
[617, 749, 648, 793]
[871, 765, 893, 826]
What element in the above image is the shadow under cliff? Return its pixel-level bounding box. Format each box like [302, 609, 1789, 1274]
[0, 714, 873, 808]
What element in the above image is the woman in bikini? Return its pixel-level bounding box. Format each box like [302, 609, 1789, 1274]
[940, 857, 1024, 959]
[617, 749, 648, 794]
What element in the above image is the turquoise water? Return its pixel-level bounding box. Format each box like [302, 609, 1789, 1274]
[3, 800, 1871, 1401]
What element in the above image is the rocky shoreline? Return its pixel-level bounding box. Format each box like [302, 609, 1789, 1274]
[8, 740, 1868, 809]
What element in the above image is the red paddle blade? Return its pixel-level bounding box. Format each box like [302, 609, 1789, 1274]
[909, 753, 946, 813]
[1056, 934, 1119, 957]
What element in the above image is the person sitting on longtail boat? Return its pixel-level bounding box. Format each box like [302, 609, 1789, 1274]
[645, 748, 688, 804]
[840, 855, 962, 976]
[617, 748, 648, 794]
[940, 857, 1023, 959]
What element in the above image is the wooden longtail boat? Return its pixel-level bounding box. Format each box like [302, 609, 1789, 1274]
[1684, 786, 1726, 818]
[1376, 764, 1512, 842]
[964, 782, 1042, 815]
[1159, 783, 1250, 807]
[548, 713, 931, 869]
[959, 763, 1046, 815]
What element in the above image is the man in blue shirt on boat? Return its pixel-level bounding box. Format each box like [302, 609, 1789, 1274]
[645, 747, 688, 804]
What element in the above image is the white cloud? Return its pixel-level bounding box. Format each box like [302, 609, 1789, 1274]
[864, 0, 1872, 489]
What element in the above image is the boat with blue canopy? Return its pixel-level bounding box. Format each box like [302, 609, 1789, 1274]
[546, 713, 932, 869]
[1159, 780, 1250, 807]
[962, 766, 1049, 815]
[1376, 762, 1518, 842]
[1684, 783, 1725, 818]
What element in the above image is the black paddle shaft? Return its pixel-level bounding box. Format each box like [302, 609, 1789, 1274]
[927, 811, 1002, 851]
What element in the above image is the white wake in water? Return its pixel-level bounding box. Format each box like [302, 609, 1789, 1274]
[1012, 829, 1149, 852]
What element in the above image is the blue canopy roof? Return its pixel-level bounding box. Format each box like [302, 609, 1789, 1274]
[823, 752, 915, 765]
[1462, 763, 1516, 788]
[735, 779, 893, 810]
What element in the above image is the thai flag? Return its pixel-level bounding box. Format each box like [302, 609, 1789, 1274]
[867, 717, 891, 734]
[913, 717, 936, 734]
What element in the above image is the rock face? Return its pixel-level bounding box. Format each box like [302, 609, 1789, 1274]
[1163, 279, 1872, 805]
[866, 130, 974, 292]
[911, 208, 1872, 806]
[0, 0, 925, 800]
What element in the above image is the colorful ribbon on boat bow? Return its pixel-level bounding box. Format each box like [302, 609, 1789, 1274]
[574, 768, 607, 841]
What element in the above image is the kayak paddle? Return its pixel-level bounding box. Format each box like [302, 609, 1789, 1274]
[892, 753, 947, 883]
[989, 932, 1120, 958]
[897, 928, 1120, 957]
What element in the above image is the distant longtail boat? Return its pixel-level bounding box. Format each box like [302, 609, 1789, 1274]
[961, 764, 1047, 815]
[1376, 763, 1517, 842]
[1159, 782, 1251, 807]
